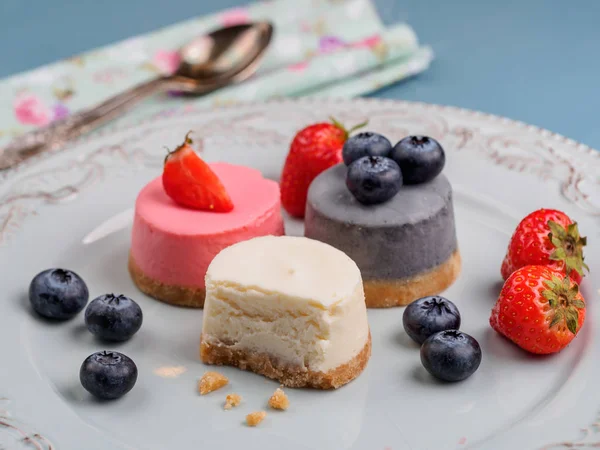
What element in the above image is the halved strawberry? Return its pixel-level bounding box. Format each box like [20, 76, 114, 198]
[162, 133, 233, 212]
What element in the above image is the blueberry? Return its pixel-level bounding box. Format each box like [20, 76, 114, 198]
[403, 296, 461, 345]
[80, 351, 138, 400]
[390, 136, 446, 184]
[420, 330, 482, 382]
[85, 294, 143, 341]
[342, 132, 392, 165]
[346, 156, 402, 205]
[28, 269, 89, 320]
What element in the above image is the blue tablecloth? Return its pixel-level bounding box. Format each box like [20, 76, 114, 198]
[2, 0, 599, 150]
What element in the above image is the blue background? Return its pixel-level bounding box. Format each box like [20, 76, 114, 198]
[2, 0, 599, 149]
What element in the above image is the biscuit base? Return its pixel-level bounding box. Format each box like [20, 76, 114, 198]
[200, 332, 371, 389]
[364, 250, 461, 308]
[128, 253, 206, 308]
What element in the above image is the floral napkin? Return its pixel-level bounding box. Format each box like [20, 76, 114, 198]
[0, 0, 432, 145]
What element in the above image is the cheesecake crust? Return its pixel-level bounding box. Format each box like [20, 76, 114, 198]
[363, 250, 461, 308]
[200, 332, 371, 389]
[128, 253, 206, 308]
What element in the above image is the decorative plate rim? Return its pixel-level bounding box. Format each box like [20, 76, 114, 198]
[1, 97, 598, 181]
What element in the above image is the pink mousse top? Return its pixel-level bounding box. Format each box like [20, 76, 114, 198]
[130, 163, 284, 288]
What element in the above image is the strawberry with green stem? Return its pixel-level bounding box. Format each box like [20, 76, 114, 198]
[280, 117, 367, 218]
[490, 265, 586, 354]
[501, 208, 588, 284]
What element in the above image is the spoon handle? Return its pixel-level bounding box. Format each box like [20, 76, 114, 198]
[0, 76, 176, 171]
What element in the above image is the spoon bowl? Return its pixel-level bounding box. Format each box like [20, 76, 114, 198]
[173, 22, 274, 93]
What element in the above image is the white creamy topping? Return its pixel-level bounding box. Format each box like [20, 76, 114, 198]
[206, 235, 362, 307]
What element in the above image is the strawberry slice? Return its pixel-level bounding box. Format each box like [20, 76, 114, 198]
[162, 133, 233, 212]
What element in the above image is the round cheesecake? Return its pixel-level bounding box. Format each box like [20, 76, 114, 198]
[305, 163, 460, 308]
[129, 163, 284, 308]
[201, 235, 371, 389]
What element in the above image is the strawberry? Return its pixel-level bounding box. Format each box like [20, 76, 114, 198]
[280, 118, 366, 218]
[490, 265, 586, 354]
[501, 208, 588, 284]
[162, 133, 233, 212]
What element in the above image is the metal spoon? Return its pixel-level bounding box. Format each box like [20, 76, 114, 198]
[0, 21, 274, 170]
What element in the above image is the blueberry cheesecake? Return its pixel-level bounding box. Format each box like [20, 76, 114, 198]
[305, 134, 461, 307]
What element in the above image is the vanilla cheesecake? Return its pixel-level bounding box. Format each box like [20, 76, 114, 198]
[200, 236, 371, 389]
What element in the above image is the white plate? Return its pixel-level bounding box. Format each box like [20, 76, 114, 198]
[1, 98, 599, 450]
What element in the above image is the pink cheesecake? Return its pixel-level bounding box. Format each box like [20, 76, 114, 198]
[129, 163, 284, 307]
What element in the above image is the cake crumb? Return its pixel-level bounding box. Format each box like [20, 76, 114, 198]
[268, 387, 290, 410]
[246, 411, 267, 427]
[198, 371, 228, 395]
[224, 393, 242, 410]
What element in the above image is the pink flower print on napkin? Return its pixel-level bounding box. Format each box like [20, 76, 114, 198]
[14, 94, 52, 126]
[52, 103, 69, 121]
[220, 7, 249, 27]
[152, 50, 181, 75]
[351, 35, 382, 49]
[93, 67, 127, 84]
[299, 21, 312, 33]
[318, 36, 346, 53]
[288, 61, 309, 73]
